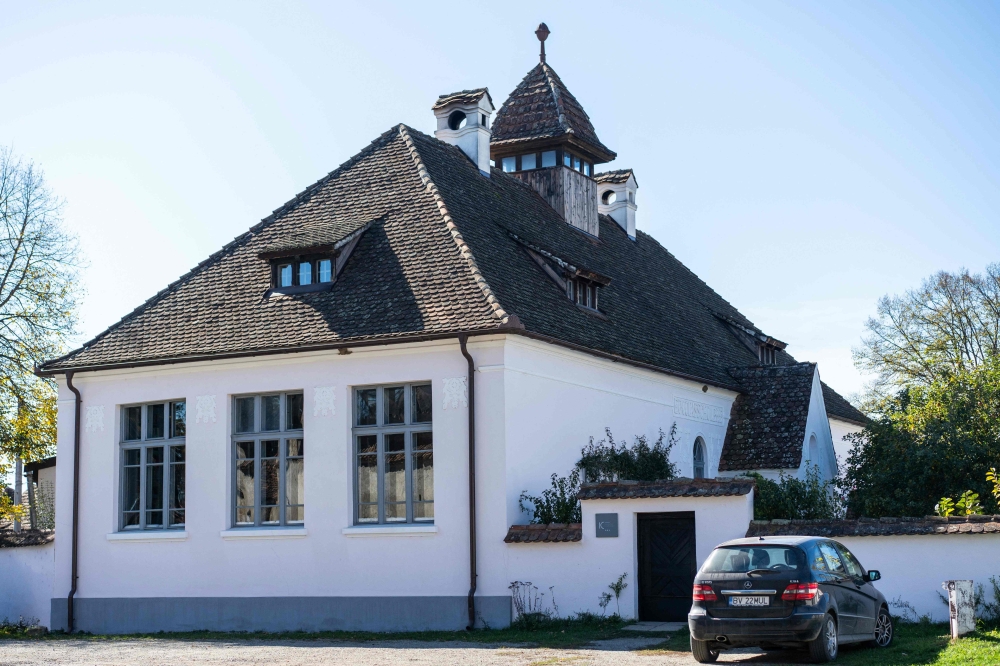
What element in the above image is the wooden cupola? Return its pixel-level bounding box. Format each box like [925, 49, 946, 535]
[491, 24, 616, 237]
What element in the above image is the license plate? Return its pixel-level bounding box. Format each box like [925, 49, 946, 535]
[729, 596, 770, 607]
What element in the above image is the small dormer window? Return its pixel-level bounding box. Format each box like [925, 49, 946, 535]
[568, 277, 599, 311]
[758, 343, 776, 365]
[269, 254, 336, 293]
[318, 259, 332, 283]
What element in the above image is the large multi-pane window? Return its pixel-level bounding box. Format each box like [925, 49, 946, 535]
[231, 393, 304, 527]
[120, 401, 186, 530]
[352, 384, 433, 525]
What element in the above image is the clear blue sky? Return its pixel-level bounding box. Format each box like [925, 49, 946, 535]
[3, 0, 999, 400]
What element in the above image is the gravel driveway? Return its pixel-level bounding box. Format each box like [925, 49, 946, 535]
[0, 637, 831, 665]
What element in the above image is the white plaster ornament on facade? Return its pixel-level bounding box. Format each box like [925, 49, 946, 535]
[85, 405, 105, 433]
[195, 395, 217, 423]
[442, 377, 468, 410]
[313, 386, 336, 417]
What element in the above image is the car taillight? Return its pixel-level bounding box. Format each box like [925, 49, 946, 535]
[782, 583, 819, 601]
[692, 584, 717, 601]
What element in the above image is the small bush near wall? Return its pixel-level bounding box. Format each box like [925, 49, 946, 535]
[577, 426, 679, 483]
[750, 466, 842, 520]
[519, 470, 582, 524]
[520, 426, 680, 524]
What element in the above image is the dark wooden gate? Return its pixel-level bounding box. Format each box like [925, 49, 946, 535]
[637, 512, 697, 621]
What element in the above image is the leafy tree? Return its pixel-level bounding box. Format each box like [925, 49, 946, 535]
[853, 264, 1000, 408]
[519, 469, 582, 524]
[0, 147, 78, 512]
[749, 466, 842, 520]
[577, 426, 679, 483]
[841, 357, 1000, 517]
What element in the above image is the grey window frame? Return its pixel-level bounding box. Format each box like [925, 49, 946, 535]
[230, 392, 305, 528]
[119, 400, 186, 531]
[351, 383, 433, 526]
[693, 437, 706, 479]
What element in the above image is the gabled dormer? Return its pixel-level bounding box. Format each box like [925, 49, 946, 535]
[259, 222, 370, 297]
[715, 312, 787, 365]
[509, 231, 611, 315]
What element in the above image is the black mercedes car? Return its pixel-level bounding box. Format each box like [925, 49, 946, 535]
[687, 536, 893, 663]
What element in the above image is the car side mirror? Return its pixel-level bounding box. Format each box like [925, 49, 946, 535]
[868, 570, 881, 582]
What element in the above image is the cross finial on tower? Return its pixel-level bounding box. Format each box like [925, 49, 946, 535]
[535, 23, 550, 64]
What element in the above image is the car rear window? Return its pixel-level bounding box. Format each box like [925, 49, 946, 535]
[701, 546, 805, 573]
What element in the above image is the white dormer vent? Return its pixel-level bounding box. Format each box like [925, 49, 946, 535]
[432, 88, 494, 177]
[594, 169, 638, 240]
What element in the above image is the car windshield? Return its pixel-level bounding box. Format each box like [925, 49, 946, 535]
[702, 546, 805, 573]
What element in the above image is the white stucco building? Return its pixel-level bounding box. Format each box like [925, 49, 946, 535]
[16, 26, 868, 633]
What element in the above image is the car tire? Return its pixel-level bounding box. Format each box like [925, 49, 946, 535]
[807, 613, 838, 663]
[690, 636, 720, 663]
[870, 606, 893, 648]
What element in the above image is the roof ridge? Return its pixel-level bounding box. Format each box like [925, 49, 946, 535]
[396, 124, 509, 323]
[541, 64, 568, 132]
[39, 127, 403, 372]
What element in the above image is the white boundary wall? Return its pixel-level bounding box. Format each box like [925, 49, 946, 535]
[839, 534, 1000, 622]
[503, 494, 754, 619]
[0, 542, 53, 627]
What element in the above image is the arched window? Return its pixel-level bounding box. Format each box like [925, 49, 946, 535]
[693, 437, 706, 479]
[807, 434, 819, 472]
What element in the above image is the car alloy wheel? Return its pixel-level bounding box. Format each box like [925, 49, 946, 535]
[824, 617, 838, 658]
[875, 610, 893, 647]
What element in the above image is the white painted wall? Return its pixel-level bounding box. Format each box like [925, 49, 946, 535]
[503, 494, 754, 619]
[838, 534, 1000, 622]
[829, 417, 864, 471]
[0, 542, 54, 627]
[53, 338, 500, 605]
[50, 333, 744, 619]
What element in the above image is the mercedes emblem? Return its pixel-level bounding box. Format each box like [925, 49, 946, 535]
[744, 581, 753, 589]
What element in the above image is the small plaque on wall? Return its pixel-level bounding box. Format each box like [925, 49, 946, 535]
[595, 513, 618, 538]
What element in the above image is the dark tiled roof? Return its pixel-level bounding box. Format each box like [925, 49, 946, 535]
[578, 477, 755, 500]
[39, 123, 859, 429]
[504, 523, 582, 543]
[41, 127, 502, 371]
[746, 515, 1000, 538]
[491, 63, 615, 161]
[822, 383, 867, 425]
[0, 529, 54, 549]
[593, 169, 635, 186]
[719, 363, 816, 471]
[432, 88, 493, 111]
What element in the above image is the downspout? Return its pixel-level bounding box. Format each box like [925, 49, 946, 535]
[458, 335, 477, 630]
[65, 372, 82, 633]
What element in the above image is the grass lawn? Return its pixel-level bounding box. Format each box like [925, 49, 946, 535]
[643, 622, 1000, 665]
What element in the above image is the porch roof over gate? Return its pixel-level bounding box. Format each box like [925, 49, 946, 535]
[578, 477, 755, 500]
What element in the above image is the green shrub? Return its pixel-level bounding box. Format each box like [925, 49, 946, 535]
[519, 470, 582, 524]
[750, 465, 842, 520]
[577, 426, 679, 483]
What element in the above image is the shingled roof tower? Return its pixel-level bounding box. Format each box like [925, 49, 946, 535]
[490, 24, 615, 237]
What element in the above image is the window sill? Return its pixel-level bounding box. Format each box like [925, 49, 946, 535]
[341, 525, 438, 537]
[220, 527, 308, 540]
[107, 530, 188, 543]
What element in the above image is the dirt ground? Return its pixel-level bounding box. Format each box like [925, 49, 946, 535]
[0, 637, 827, 666]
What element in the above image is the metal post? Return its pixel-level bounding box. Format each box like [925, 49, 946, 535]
[26, 468, 37, 530]
[943, 580, 975, 638]
[13, 457, 22, 533]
